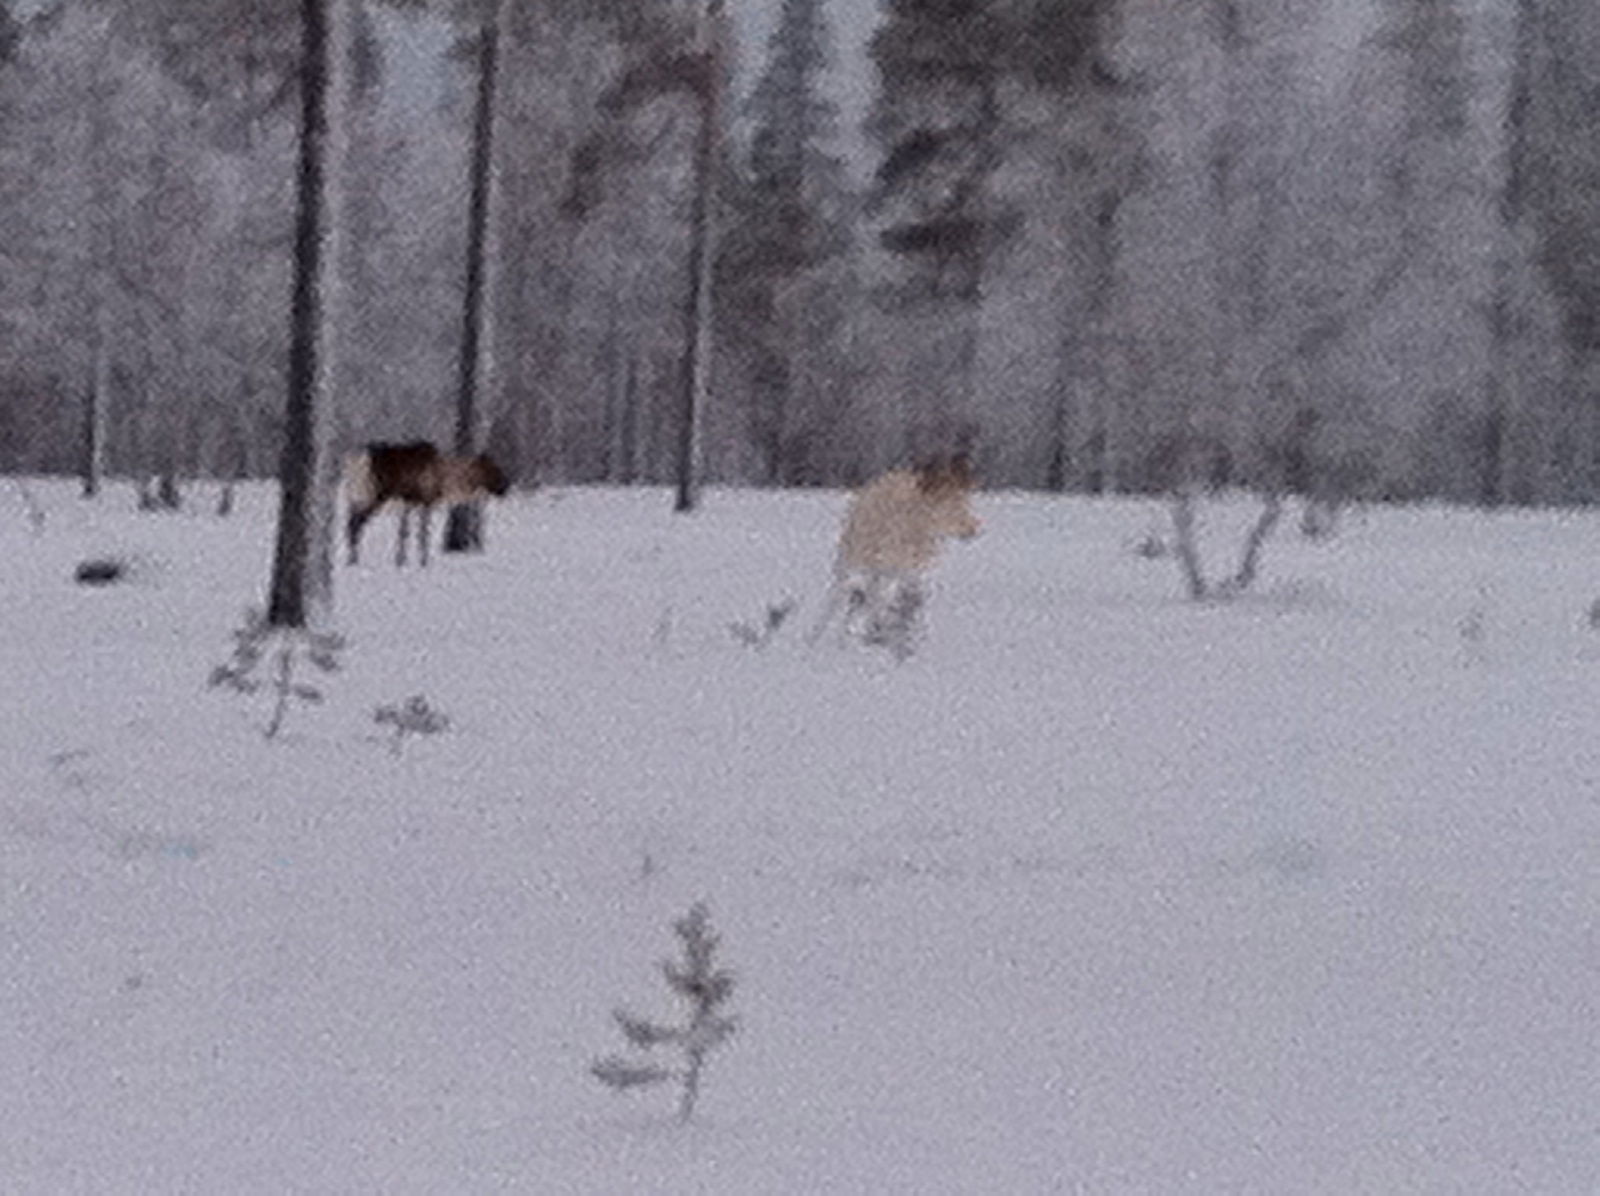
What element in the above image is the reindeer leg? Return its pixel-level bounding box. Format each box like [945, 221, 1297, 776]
[396, 507, 410, 568]
[805, 581, 851, 647]
[841, 583, 873, 646]
[853, 572, 901, 643]
[347, 505, 374, 565]
[807, 574, 872, 648]
[419, 505, 432, 567]
[843, 573, 877, 638]
[870, 574, 926, 659]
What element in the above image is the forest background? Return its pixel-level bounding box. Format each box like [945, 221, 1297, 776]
[1, 0, 1596, 508]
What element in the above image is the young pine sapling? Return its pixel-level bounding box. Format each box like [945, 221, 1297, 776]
[729, 598, 796, 649]
[209, 607, 346, 739]
[592, 901, 738, 1122]
[373, 694, 451, 756]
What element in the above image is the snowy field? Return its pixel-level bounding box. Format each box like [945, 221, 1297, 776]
[2, 477, 1597, 1193]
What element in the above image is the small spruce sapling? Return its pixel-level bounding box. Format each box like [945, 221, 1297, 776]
[592, 902, 738, 1122]
[373, 694, 451, 756]
[209, 607, 346, 739]
[1132, 527, 1169, 559]
[729, 598, 796, 649]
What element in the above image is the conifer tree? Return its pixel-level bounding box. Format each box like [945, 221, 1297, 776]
[720, 0, 850, 484]
[592, 902, 738, 1123]
[868, 0, 1117, 452]
[0, 2, 18, 65]
[1514, 0, 1600, 500]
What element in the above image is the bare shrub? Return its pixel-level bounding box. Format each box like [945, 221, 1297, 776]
[1169, 487, 1284, 602]
[1146, 410, 1360, 602]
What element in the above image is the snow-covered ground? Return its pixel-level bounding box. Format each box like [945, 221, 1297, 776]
[2, 478, 1596, 1193]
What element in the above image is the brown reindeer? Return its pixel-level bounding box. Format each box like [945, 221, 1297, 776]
[345, 441, 510, 567]
[806, 452, 981, 646]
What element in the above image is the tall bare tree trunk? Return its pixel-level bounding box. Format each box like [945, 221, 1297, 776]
[83, 295, 111, 498]
[267, 0, 346, 629]
[1208, 0, 1249, 483]
[445, 0, 504, 553]
[619, 350, 641, 486]
[81, 25, 115, 499]
[673, 0, 723, 514]
[1483, 0, 1533, 507]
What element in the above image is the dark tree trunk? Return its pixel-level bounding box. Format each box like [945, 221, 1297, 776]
[673, 0, 723, 514]
[1045, 375, 1069, 493]
[81, 316, 110, 498]
[1481, 0, 1533, 508]
[267, 0, 337, 629]
[619, 351, 640, 486]
[82, 38, 115, 500]
[446, 5, 503, 553]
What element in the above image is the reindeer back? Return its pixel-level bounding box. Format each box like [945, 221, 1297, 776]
[838, 463, 979, 576]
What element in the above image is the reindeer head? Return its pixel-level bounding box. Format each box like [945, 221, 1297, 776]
[914, 452, 981, 541]
[474, 455, 511, 497]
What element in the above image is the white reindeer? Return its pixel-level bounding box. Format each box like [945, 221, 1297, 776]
[807, 454, 981, 648]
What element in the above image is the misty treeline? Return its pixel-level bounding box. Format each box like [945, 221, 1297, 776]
[1, 0, 1597, 505]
